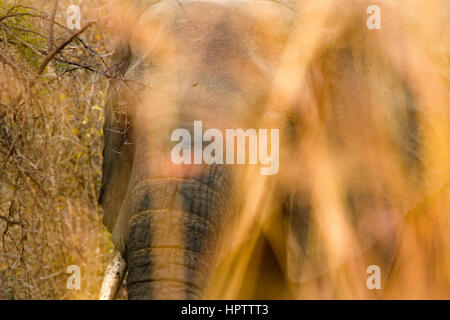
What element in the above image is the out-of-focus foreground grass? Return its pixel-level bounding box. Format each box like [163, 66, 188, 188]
[205, 0, 450, 299]
[0, 0, 449, 300]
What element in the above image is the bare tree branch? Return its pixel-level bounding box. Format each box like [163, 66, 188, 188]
[38, 21, 95, 75]
[0, 215, 23, 227]
[47, 0, 58, 52]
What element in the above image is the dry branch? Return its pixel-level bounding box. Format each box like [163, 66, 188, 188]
[0, 215, 23, 227]
[38, 21, 95, 75]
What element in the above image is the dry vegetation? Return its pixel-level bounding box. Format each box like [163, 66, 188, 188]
[205, 0, 450, 299]
[0, 0, 122, 299]
[0, 0, 449, 300]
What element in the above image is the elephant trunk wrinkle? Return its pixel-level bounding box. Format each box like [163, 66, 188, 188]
[125, 170, 232, 299]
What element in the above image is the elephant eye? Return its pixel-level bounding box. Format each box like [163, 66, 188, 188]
[262, 109, 298, 139]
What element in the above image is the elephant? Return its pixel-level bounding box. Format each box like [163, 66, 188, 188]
[97, 0, 449, 299]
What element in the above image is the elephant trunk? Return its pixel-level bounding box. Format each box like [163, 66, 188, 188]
[125, 167, 231, 299]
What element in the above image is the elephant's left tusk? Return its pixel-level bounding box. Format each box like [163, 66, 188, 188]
[99, 250, 127, 300]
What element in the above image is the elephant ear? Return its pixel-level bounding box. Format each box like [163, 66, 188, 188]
[285, 188, 401, 283]
[99, 32, 133, 233]
[99, 0, 161, 233]
[283, 5, 449, 283]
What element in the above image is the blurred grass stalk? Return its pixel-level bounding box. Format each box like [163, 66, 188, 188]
[0, 0, 448, 299]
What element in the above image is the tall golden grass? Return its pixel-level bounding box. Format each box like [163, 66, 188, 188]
[206, 0, 449, 299]
[1, 0, 448, 299]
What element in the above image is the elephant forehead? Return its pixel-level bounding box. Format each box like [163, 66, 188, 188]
[121, 0, 298, 132]
[127, 0, 296, 88]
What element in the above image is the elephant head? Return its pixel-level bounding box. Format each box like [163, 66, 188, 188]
[98, 0, 298, 299]
[98, 0, 449, 299]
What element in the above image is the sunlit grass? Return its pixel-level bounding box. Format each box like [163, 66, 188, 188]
[1, 0, 448, 299]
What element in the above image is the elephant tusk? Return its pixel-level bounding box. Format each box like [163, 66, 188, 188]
[99, 250, 127, 300]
